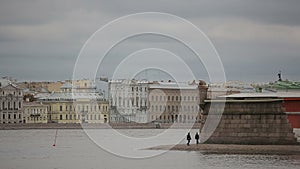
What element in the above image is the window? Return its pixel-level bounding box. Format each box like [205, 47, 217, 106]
[8, 114, 10, 119]
[19, 102, 21, 108]
[60, 115, 62, 120]
[66, 105, 68, 111]
[60, 106, 62, 111]
[14, 114, 16, 119]
[3, 114, 5, 119]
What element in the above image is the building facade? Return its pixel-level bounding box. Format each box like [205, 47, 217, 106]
[23, 102, 48, 123]
[0, 79, 23, 124]
[39, 80, 109, 124]
[108, 79, 149, 123]
[148, 81, 206, 123]
[108, 79, 208, 124]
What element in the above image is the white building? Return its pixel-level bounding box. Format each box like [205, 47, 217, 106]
[23, 102, 48, 123]
[108, 79, 149, 123]
[0, 79, 23, 124]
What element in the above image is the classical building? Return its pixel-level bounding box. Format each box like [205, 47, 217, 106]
[108, 79, 149, 123]
[108, 79, 208, 124]
[148, 80, 207, 123]
[23, 102, 48, 123]
[0, 79, 23, 124]
[38, 80, 109, 124]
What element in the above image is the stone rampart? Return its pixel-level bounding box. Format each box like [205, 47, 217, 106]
[200, 100, 298, 144]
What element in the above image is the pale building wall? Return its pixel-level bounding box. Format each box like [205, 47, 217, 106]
[24, 102, 48, 123]
[0, 84, 24, 124]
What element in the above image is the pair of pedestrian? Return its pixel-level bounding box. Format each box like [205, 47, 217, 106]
[186, 132, 199, 146]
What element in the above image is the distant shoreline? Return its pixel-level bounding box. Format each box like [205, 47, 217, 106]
[147, 144, 300, 155]
[0, 123, 202, 130]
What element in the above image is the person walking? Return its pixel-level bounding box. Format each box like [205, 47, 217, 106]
[195, 132, 199, 144]
[186, 132, 191, 146]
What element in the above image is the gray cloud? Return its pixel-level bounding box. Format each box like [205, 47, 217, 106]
[0, 0, 299, 82]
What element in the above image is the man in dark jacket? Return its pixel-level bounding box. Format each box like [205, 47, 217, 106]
[186, 132, 191, 146]
[195, 132, 199, 144]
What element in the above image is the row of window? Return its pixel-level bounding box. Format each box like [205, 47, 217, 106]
[1, 101, 22, 109]
[27, 116, 47, 121]
[58, 105, 108, 112]
[58, 114, 103, 121]
[151, 114, 199, 123]
[0, 91, 22, 96]
[150, 95, 198, 102]
[2, 113, 21, 119]
[26, 108, 46, 114]
[114, 98, 147, 107]
[150, 105, 199, 112]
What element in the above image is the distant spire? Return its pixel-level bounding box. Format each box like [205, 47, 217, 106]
[278, 71, 282, 81]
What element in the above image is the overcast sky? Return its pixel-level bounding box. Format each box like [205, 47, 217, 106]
[0, 0, 300, 83]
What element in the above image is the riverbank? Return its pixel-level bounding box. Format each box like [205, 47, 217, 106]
[0, 123, 202, 130]
[147, 144, 300, 155]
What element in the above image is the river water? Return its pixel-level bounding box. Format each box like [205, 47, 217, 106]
[0, 129, 299, 169]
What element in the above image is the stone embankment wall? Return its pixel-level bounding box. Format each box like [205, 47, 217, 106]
[0, 122, 202, 130]
[200, 100, 298, 145]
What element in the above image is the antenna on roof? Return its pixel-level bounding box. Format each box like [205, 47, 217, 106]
[278, 71, 282, 81]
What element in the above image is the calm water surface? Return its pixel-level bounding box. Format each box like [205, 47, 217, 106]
[0, 129, 299, 169]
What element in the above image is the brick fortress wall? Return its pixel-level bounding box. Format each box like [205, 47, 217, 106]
[200, 100, 298, 145]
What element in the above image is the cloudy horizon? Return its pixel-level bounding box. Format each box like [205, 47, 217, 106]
[1, 0, 300, 83]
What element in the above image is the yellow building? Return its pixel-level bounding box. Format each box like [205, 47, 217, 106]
[39, 81, 109, 123]
[23, 102, 48, 123]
